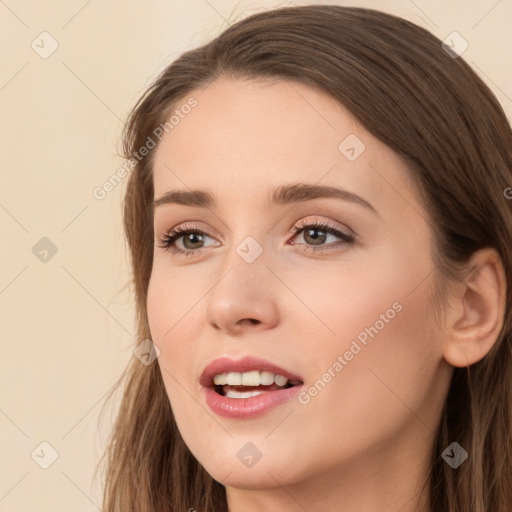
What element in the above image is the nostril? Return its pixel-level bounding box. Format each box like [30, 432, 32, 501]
[236, 318, 260, 327]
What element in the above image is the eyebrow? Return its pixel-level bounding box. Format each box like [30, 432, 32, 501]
[151, 183, 381, 218]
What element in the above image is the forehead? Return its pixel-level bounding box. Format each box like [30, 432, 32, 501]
[151, 76, 420, 218]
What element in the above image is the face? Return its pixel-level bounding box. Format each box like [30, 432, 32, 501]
[147, 77, 453, 499]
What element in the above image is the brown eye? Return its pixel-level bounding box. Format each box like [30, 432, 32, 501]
[157, 224, 218, 256]
[290, 221, 355, 253]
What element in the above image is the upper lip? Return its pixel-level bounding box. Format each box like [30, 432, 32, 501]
[200, 356, 304, 388]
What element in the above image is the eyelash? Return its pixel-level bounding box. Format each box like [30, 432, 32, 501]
[156, 220, 355, 257]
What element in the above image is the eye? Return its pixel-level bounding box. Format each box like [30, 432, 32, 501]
[157, 223, 218, 256]
[156, 219, 356, 256]
[289, 219, 355, 253]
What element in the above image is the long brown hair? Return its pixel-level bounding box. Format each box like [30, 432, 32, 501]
[97, 5, 512, 511]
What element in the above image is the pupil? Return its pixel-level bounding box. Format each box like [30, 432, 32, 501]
[184, 233, 203, 249]
[305, 228, 326, 245]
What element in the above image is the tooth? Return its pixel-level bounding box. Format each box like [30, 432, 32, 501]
[274, 374, 288, 386]
[260, 371, 275, 385]
[214, 370, 292, 387]
[225, 389, 266, 399]
[241, 370, 261, 386]
[213, 373, 228, 385]
[226, 372, 242, 385]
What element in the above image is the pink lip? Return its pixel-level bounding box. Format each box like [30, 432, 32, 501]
[203, 385, 303, 419]
[200, 356, 304, 419]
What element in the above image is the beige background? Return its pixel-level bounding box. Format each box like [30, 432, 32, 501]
[0, 0, 510, 510]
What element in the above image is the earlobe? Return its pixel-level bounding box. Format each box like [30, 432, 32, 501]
[443, 248, 507, 368]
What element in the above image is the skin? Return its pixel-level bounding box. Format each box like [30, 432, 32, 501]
[147, 76, 506, 512]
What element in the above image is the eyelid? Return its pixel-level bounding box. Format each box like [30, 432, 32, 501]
[288, 218, 355, 251]
[157, 216, 355, 256]
[163, 220, 221, 238]
[289, 216, 353, 237]
[157, 222, 219, 248]
[157, 217, 348, 243]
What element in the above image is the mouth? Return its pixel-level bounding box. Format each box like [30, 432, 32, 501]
[200, 356, 304, 418]
[211, 370, 303, 398]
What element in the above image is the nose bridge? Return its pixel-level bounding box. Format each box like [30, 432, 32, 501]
[217, 202, 273, 269]
[218, 231, 270, 296]
[203, 229, 280, 332]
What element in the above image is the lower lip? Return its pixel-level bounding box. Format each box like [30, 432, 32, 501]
[203, 385, 303, 419]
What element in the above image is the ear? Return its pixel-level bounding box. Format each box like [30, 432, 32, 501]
[443, 247, 507, 368]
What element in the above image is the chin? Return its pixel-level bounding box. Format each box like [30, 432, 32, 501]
[208, 459, 299, 490]
[187, 435, 304, 489]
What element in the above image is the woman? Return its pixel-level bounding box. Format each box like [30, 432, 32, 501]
[98, 5, 512, 511]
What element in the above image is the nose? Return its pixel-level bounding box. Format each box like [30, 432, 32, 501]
[204, 250, 280, 336]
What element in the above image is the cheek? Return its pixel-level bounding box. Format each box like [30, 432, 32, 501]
[146, 263, 208, 399]
[146, 260, 208, 341]
[266, 245, 429, 353]
[287, 246, 442, 430]
[298, 271, 441, 444]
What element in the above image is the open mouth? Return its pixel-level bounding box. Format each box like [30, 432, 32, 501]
[201, 360, 305, 418]
[211, 370, 303, 399]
